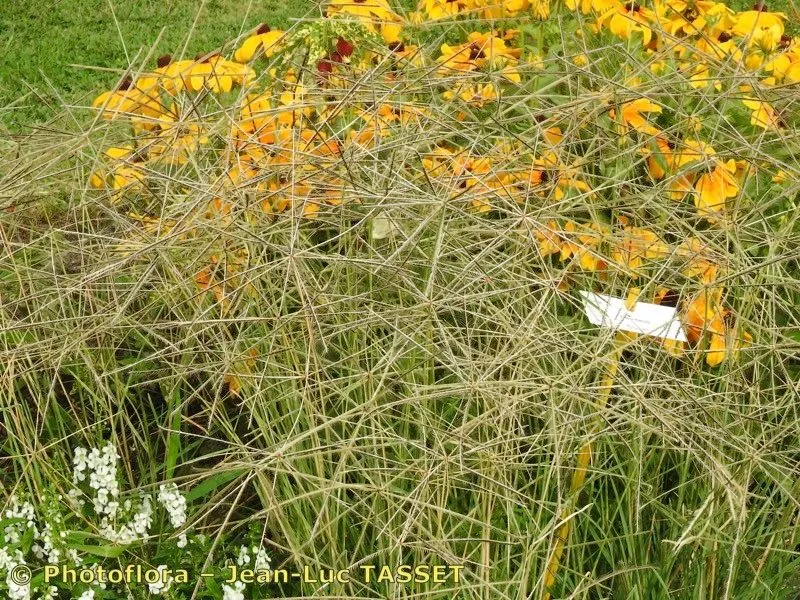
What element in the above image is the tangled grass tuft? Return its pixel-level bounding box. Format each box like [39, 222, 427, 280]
[1, 0, 799, 598]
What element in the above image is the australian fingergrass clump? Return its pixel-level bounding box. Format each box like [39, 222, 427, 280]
[1, 0, 799, 598]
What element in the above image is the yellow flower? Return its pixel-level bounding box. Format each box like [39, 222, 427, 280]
[557, 221, 609, 271]
[763, 49, 800, 85]
[611, 226, 669, 274]
[92, 77, 166, 128]
[153, 58, 197, 94]
[565, 0, 608, 14]
[656, 0, 734, 36]
[234, 24, 286, 62]
[732, 9, 785, 47]
[672, 138, 716, 169]
[443, 82, 499, 106]
[678, 238, 718, 284]
[534, 117, 564, 145]
[693, 159, 739, 220]
[611, 98, 662, 136]
[385, 42, 425, 69]
[197, 54, 256, 93]
[599, 1, 655, 46]
[437, 31, 521, 77]
[422, 145, 460, 178]
[667, 173, 697, 201]
[547, 160, 594, 200]
[686, 62, 722, 90]
[88, 146, 147, 200]
[156, 54, 254, 94]
[327, 0, 404, 44]
[772, 169, 788, 183]
[644, 135, 674, 180]
[534, 220, 562, 257]
[531, 0, 551, 19]
[347, 103, 405, 147]
[420, 0, 475, 20]
[482, 0, 531, 18]
[573, 53, 590, 67]
[683, 288, 751, 366]
[694, 34, 743, 61]
[270, 128, 340, 167]
[742, 98, 783, 130]
[147, 118, 209, 165]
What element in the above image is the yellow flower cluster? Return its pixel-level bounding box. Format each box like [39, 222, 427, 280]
[567, 0, 798, 128]
[437, 31, 522, 82]
[92, 53, 254, 126]
[533, 219, 751, 365]
[419, 0, 551, 21]
[87, 1, 770, 366]
[326, 0, 404, 43]
[422, 142, 592, 212]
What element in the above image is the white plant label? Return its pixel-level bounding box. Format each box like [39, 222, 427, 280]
[579, 291, 688, 342]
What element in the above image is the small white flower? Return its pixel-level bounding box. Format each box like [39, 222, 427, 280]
[72, 447, 88, 484]
[147, 565, 172, 595]
[37, 521, 62, 563]
[40, 586, 59, 600]
[1, 548, 30, 600]
[157, 483, 189, 548]
[74, 443, 121, 518]
[67, 548, 81, 565]
[3, 497, 38, 545]
[157, 483, 187, 530]
[7, 578, 30, 600]
[253, 546, 271, 571]
[99, 496, 153, 544]
[236, 545, 250, 567]
[66, 488, 84, 510]
[222, 581, 246, 600]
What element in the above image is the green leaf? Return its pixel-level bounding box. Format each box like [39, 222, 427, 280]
[65, 531, 126, 557]
[70, 543, 126, 558]
[185, 469, 246, 502]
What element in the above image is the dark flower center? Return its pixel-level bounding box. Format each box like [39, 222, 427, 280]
[118, 76, 133, 91]
[659, 289, 680, 307]
[257, 23, 271, 34]
[468, 43, 485, 60]
[721, 309, 736, 328]
[157, 54, 173, 68]
[717, 31, 733, 42]
[336, 37, 355, 57]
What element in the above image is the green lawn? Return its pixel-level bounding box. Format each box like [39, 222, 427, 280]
[0, 0, 315, 132]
